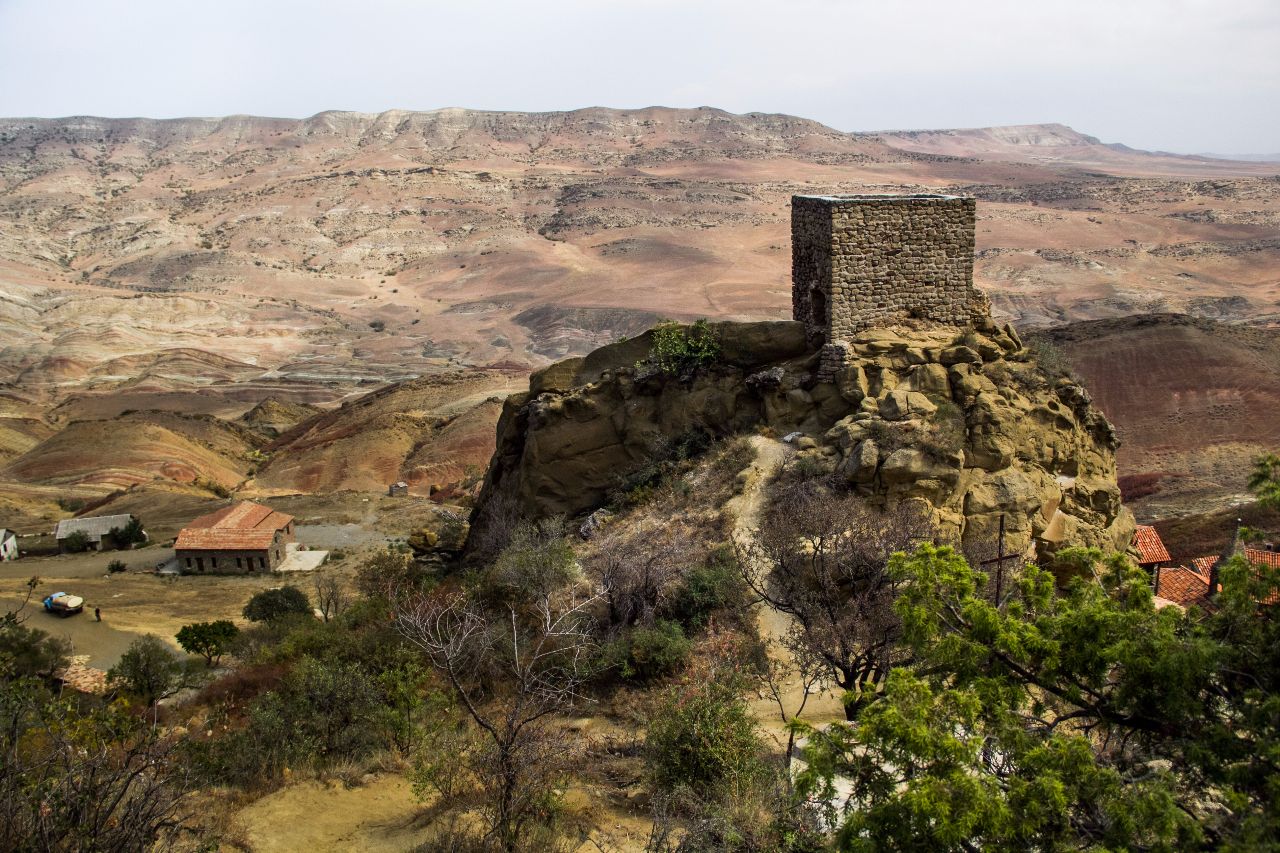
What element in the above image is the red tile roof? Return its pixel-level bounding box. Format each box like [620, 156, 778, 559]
[1155, 565, 1212, 608]
[1166, 549, 1280, 607]
[175, 501, 293, 552]
[1243, 547, 1280, 568]
[1190, 555, 1217, 575]
[1243, 549, 1280, 604]
[1132, 525, 1171, 565]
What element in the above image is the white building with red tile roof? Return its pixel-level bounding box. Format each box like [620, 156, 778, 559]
[174, 501, 296, 573]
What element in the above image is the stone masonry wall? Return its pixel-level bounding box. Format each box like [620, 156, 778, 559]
[175, 547, 281, 574]
[792, 195, 979, 343]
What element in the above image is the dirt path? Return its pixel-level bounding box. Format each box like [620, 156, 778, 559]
[725, 436, 847, 750]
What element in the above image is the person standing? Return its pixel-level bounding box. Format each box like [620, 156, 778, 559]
[94, 607, 101, 622]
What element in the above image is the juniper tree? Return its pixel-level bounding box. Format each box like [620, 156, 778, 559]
[796, 544, 1280, 850]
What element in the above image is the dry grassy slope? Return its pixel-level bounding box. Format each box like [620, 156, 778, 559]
[1039, 315, 1280, 518]
[239, 397, 323, 437]
[0, 108, 1276, 418]
[0, 416, 55, 461]
[252, 370, 524, 496]
[1, 410, 259, 490]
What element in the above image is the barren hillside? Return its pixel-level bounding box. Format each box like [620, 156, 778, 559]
[1, 107, 1276, 418]
[1038, 315, 1280, 519]
[0, 107, 1276, 522]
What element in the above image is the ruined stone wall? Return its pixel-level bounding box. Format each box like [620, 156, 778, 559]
[792, 195, 978, 342]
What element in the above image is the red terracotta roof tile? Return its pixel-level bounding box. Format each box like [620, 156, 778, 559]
[1243, 547, 1280, 568]
[1168, 551, 1280, 606]
[1190, 556, 1217, 575]
[1155, 565, 1212, 608]
[1133, 525, 1171, 565]
[175, 501, 293, 552]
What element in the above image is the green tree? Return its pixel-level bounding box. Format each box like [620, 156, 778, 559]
[645, 319, 722, 377]
[176, 620, 239, 667]
[1249, 451, 1280, 509]
[61, 530, 91, 553]
[0, 623, 70, 679]
[797, 544, 1280, 850]
[616, 620, 691, 681]
[109, 635, 184, 706]
[243, 585, 312, 623]
[108, 516, 146, 549]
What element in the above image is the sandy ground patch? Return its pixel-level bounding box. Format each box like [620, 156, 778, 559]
[233, 775, 433, 853]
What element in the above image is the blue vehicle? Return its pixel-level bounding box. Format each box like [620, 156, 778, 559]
[42, 591, 84, 616]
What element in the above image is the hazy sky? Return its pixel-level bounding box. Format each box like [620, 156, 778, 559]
[1, 0, 1276, 154]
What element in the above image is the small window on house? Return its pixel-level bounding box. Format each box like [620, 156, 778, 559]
[236, 557, 242, 570]
[185, 558, 192, 568]
[211, 557, 217, 570]
[196, 558, 204, 572]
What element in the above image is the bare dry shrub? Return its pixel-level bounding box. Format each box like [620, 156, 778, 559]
[395, 587, 601, 851]
[738, 483, 934, 719]
[586, 517, 704, 629]
[313, 570, 349, 622]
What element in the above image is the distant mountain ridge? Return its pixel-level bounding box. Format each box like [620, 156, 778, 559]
[0, 106, 1277, 523]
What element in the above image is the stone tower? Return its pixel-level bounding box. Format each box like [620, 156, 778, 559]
[791, 194, 982, 356]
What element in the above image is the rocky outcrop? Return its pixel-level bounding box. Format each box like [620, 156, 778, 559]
[468, 319, 1133, 563]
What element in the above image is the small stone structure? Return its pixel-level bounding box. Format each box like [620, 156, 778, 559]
[791, 194, 986, 376]
[388, 481, 409, 497]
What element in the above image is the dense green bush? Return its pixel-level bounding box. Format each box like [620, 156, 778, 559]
[664, 547, 747, 631]
[109, 635, 184, 705]
[108, 516, 147, 549]
[354, 544, 428, 601]
[192, 655, 383, 786]
[480, 520, 576, 605]
[647, 679, 765, 794]
[243, 586, 312, 623]
[61, 530, 90, 553]
[645, 319, 721, 377]
[0, 623, 70, 679]
[614, 620, 691, 681]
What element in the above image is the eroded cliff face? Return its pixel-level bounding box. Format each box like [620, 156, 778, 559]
[468, 319, 1133, 562]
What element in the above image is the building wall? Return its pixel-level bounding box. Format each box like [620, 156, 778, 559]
[175, 546, 282, 574]
[792, 195, 978, 342]
[57, 533, 117, 554]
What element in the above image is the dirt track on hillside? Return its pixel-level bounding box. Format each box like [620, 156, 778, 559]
[727, 436, 848, 751]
